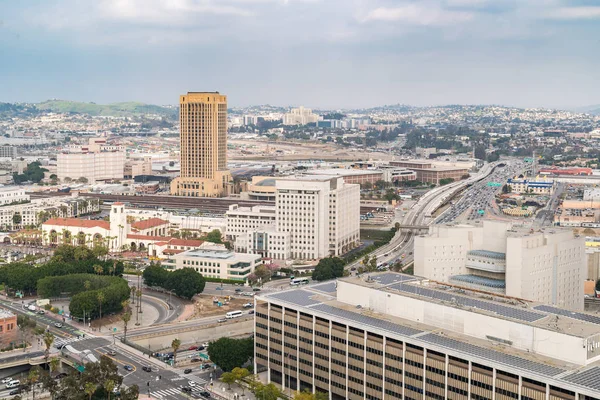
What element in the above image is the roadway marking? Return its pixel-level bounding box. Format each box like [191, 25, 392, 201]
[94, 349, 137, 375]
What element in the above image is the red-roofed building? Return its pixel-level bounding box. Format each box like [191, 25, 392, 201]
[147, 238, 206, 265]
[130, 218, 169, 236]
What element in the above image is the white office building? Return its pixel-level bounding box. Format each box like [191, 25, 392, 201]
[0, 187, 28, 206]
[227, 175, 360, 260]
[173, 242, 261, 281]
[414, 220, 586, 311]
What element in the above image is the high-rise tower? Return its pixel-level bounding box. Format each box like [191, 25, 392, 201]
[170, 92, 232, 197]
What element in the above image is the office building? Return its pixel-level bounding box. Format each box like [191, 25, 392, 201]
[173, 242, 261, 281]
[390, 160, 469, 185]
[57, 139, 125, 183]
[282, 106, 320, 126]
[229, 175, 360, 260]
[171, 92, 232, 197]
[414, 220, 585, 311]
[255, 272, 600, 400]
[0, 187, 28, 206]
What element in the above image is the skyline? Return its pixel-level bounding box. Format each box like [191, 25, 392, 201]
[1, 0, 600, 109]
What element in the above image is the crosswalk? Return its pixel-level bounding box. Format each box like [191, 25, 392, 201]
[54, 336, 88, 348]
[151, 387, 184, 399]
[186, 375, 208, 386]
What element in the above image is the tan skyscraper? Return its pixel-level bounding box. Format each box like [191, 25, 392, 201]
[171, 92, 232, 197]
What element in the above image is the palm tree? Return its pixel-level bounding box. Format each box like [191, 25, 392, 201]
[84, 382, 96, 400]
[136, 288, 142, 314]
[43, 331, 54, 362]
[28, 366, 40, 400]
[104, 379, 115, 400]
[49, 357, 60, 377]
[97, 291, 105, 331]
[121, 301, 131, 342]
[94, 264, 104, 275]
[84, 280, 91, 291]
[171, 338, 181, 366]
[130, 286, 136, 305]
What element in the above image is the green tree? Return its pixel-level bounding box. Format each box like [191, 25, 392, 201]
[294, 390, 329, 400]
[104, 379, 115, 400]
[171, 338, 181, 366]
[206, 337, 254, 372]
[84, 382, 96, 400]
[251, 382, 283, 400]
[368, 256, 378, 272]
[362, 255, 370, 266]
[97, 291, 105, 330]
[43, 331, 54, 362]
[253, 265, 272, 284]
[231, 367, 250, 394]
[220, 371, 236, 389]
[12, 213, 22, 226]
[311, 257, 345, 281]
[121, 304, 131, 342]
[203, 229, 223, 244]
[165, 268, 206, 300]
[28, 366, 41, 400]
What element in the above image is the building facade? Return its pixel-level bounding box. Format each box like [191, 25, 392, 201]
[255, 273, 600, 400]
[0, 308, 17, 348]
[171, 92, 232, 197]
[282, 106, 320, 126]
[0, 187, 28, 206]
[414, 220, 586, 310]
[507, 177, 555, 194]
[225, 204, 277, 244]
[57, 151, 125, 183]
[0, 146, 17, 159]
[173, 242, 261, 281]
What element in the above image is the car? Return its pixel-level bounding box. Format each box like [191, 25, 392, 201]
[1, 377, 13, 384]
[200, 391, 212, 398]
[217, 318, 226, 323]
[202, 342, 209, 348]
[123, 365, 134, 372]
[248, 310, 255, 315]
[243, 303, 253, 308]
[252, 288, 261, 292]
[108, 350, 116, 356]
[37, 310, 45, 315]
[188, 345, 198, 351]
[191, 358, 201, 363]
[184, 368, 192, 374]
[235, 288, 242, 292]
[9, 389, 21, 395]
[142, 366, 152, 372]
[181, 387, 193, 393]
[215, 287, 223, 290]
[54, 323, 63, 328]
[188, 380, 196, 387]
[197, 345, 205, 351]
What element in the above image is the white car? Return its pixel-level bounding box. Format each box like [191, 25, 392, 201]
[1, 377, 13, 384]
[243, 303, 253, 308]
[188, 381, 196, 387]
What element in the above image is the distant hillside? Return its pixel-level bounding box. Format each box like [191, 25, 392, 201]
[35, 100, 178, 117]
[573, 104, 600, 115]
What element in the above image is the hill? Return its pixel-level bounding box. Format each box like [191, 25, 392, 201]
[573, 104, 600, 115]
[35, 100, 178, 117]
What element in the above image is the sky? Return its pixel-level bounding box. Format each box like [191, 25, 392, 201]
[1, 0, 599, 109]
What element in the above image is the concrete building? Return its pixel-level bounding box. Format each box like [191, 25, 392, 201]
[57, 151, 125, 183]
[124, 157, 153, 179]
[414, 221, 586, 310]
[507, 176, 555, 194]
[282, 106, 320, 126]
[0, 187, 28, 206]
[229, 175, 360, 260]
[173, 242, 261, 281]
[243, 176, 277, 201]
[306, 169, 384, 185]
[255, 272, 600, 400]
[415, 147, 437, 158]
[171, 92, 232, 197]
[390, 160, 469, 185]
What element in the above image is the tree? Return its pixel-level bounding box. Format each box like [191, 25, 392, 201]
[253, 265, 272, 285]
[439, 178, 455, 186]
[104, 379, 115, 400]
[97, 291, 105, 330]
[12, 213, 22, 226]
[361, 181, 373, 190]
[203, 229, 223, 244]
[231, 367, 250, 394]
[220, 371, 236, 389]
[362, 255, 370, 266]
[77, 177, 89, 184]
[28, 366, 40, 400]
[374, 180, 391, 190]
[43, 331, 54, 362]
[251, 382, 283, 400]
[165, 268, 206, 299]
[474, 145, 486, 160]
[311, 257, 345, 281]
[207, 337, 254, 372]
[84, 382, 96, 400]
[384, 188, 399, 203]
[502, 184, 512, 194]
[121, 302, 131, 342]
[368, 256, 378, 272]
[171, 338, 181, 366]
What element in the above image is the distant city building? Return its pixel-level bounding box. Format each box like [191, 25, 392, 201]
[171, 92, 232, 197]
[282, 106, 320, 126]
[584, 188, 600, 201]
[173, 242, 261, 281]
[57, 138, 125, 183]
[414, 220, 585, 310]
[390, 160, 469, 185]
[255, 272, 600, 400]
[415, 146, 437, 158]
[0, 187, 28, 206]
[0, 308, 17, 348]
[507, 176, 555, 194]
[0, 145, 17, 159]
[124, 156, 153, 179]
[306, 168, 384, 185]
[540, 167, 593, 176]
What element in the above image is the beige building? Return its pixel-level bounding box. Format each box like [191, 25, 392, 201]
[171, 92, 232, 197]
[57, 151, 125, 183]
[124, 156, 153, 179]
[414, 220, 586, 311]
[255, 272, 600, 400]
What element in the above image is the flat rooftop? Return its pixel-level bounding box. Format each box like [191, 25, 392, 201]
[258, 272, 600, 395]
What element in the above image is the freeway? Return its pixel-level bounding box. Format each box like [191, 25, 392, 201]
[348, 161, 505, 270]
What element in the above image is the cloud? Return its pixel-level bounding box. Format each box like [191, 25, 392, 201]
[543, 6, 600, 19]
[361, 3, 474, 25]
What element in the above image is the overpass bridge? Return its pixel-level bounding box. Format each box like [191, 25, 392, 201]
[395, 224, 429, 231]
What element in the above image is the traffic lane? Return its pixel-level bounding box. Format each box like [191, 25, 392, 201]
[0, 300, 80, 339]
[127, 315, 254, 338]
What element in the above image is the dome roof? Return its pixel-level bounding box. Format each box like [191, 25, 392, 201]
[255, 178, 276, 187]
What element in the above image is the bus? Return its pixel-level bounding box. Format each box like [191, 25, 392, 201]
[225, 310, 243, 319]
[290, 277, 310, 286]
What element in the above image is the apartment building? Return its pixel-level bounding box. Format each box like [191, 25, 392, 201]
[173, 242, 261, 281]
[255, 272, 600, 400]
[0, 146, 17, 159]
[414, 220, 586, 310]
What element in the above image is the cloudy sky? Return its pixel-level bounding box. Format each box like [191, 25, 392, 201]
[1, 0, 599, 109]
